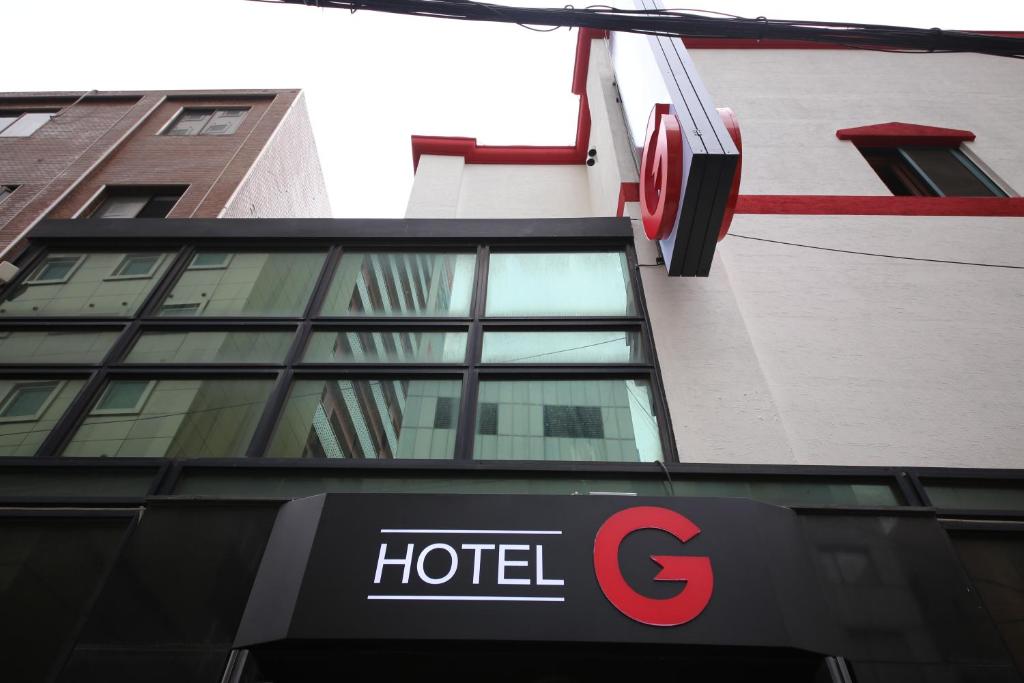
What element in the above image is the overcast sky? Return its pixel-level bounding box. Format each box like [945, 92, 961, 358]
[7, 0, 1024, 217]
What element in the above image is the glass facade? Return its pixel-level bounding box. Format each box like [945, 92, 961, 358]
[124, 330, 294, 364]
[0, 251, 172, 316]
[486, 252, 635, 316]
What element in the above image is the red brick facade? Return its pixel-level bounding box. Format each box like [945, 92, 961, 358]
[0, 89, 330, 258]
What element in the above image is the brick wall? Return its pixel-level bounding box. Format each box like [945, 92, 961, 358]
[221, 93, 331, 218]
[0, 89, 326, 260]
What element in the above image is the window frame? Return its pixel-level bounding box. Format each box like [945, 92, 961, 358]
[0, 223, 676, 467]
[0, 110, 57, 138]
[89, 379, 156, 416]
[25, 254, 86, 285]
[87, 186, 187, 220]
[105, 253, 166, 281]
[860, 145, 1008, 198]
[162, 107, 250, 137]
[0, 379, 66, 423]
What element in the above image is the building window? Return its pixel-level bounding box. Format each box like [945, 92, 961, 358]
[0, 251, 173, 317]
[859, 147, 1006, 197]
[26, 255, 86, 285]
[0, 380, 65, 422]
[106, 254, 165, 281]
[89, 187, 186, 218]
[0, 235, 669, 464]
[91, 379, 154, 415]
[164, 108, 248, 136]
[0, 185, 16, 203]
[0, 111, 56, 137]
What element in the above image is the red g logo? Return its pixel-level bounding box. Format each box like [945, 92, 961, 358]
[639, 104, 684, 241]
[593, 506, 713, 627]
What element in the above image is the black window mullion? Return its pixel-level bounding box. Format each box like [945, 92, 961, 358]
[454, 245, 487, 460]
[33, 369, 105, 458]
[135, 245, 195, 317]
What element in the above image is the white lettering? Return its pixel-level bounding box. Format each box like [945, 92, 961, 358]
[461, 543, 495, 584]
[498, 544, 531, 585]
[535, 544, 565, 586]
[374, 543, 414, 584]
[416, 543, 459, 585]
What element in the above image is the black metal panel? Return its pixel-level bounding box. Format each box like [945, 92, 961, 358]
[30, 217, 634, 243]
[57, 500, 280, 683]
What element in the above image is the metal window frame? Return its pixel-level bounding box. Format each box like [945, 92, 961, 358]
[0, 218, 675, 467]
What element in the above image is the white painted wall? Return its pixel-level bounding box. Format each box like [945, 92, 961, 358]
[406, 40, 1024, 469]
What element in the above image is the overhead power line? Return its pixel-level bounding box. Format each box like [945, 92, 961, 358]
[251, 0, 1024, 58]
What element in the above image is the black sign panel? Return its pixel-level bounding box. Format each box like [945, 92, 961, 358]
[235, 494, 842, 654]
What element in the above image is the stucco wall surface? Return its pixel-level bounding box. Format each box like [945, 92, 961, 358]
[688, 49, 1024, 196]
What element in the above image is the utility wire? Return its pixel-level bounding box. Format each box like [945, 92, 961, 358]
[728, 233, 1024, 270]
[251, 0, 1024, 58]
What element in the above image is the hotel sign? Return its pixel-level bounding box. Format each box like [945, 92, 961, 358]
[236, 493, 841, 654]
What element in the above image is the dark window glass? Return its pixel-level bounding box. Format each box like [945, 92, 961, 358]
[951, 533, 1024, 672]
[91, 188, 185, 219]
[322, 252, 475, 317]
[0, 517, 130, 683]
[474, 379, 662, 462]
[482, 330, 646, 364]
[304, 330, 467, 363]
[544, 405, 604, 439]
[859, 147, 1004, 197]
[267, 378, 462, 459]
[477, 402, 498, 436]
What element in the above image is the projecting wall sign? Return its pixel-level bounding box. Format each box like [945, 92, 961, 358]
[235, 494, 841, 656]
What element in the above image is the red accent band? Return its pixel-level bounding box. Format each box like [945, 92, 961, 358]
[684, 32, 1024, 50]
[716, 107, 742, 241]
[411, 29, 607, 170]
[735, 196, 1024, 216]
[836, 122, 975, 148]
[617, 182, 640, 218]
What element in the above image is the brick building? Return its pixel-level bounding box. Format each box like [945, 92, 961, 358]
[0, 89, 330, 259]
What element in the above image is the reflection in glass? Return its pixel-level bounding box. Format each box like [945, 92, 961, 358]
[304, 330, 467, 364]
[158, 252, 325, 317]
[62, 378, 273, 458]
[0, 252, 172, 317]
[481, 331, 645, 364]
[320, 252, 475, 317]
[474, 379, 662, 462]
[486, 252, 635, 317]
[124, 330, 294, 364]
[0, 378, 85, 456]
[267, 379, 462, 459]
[0, 330, 119, 364]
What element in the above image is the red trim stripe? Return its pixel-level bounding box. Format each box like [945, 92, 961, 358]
[684, 32, 1024, 50]
[411, 29, 607, 170]
[616, 182, 640, 218]
[735, 195, 1024, 216]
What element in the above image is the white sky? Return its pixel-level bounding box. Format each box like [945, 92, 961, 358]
[6, 0, 1024, 217]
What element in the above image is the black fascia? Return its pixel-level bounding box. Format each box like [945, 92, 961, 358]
[29, 217, 634, 244]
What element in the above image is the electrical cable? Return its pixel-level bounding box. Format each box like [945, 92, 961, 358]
[250, 0, 1024, 58]
[728, 233, 1024, 269]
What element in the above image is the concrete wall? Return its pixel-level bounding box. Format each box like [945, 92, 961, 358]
[406, 38, 1024, 470]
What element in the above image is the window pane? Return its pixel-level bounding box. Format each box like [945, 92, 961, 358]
[158, 251, 325, 317]
[486, 252, 636, 317]
[0, 330, 118, 364]
[474, 379, 662, 462]
[1, 382, 59, 418]
[94, 380, 152, 413]
[0, 115, 17, 133]
[0, 185, 15, 202]
[62, 378, 273, 458]
[31, 256, 82, 283]
[0, 379, 85, 457]
[0, 252, 172, 317]
[124, 330, 294, 364]
[321, 252, 475, 317]
[165, 110, 210, 136]
[189, 252, 231, 269]
[923, 480, 1024, 511]
[304, 330, 467, 363]
[266, 378, 462, 459]
[201, 109, 247, 135]
[110, 254, 161, 278]
[93, 195, 148, 219]
[136, 194, 180, 218]
[0, 112, 54, 137]
[903, 148, 1002, 197]
[482, 331, 646, 363]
